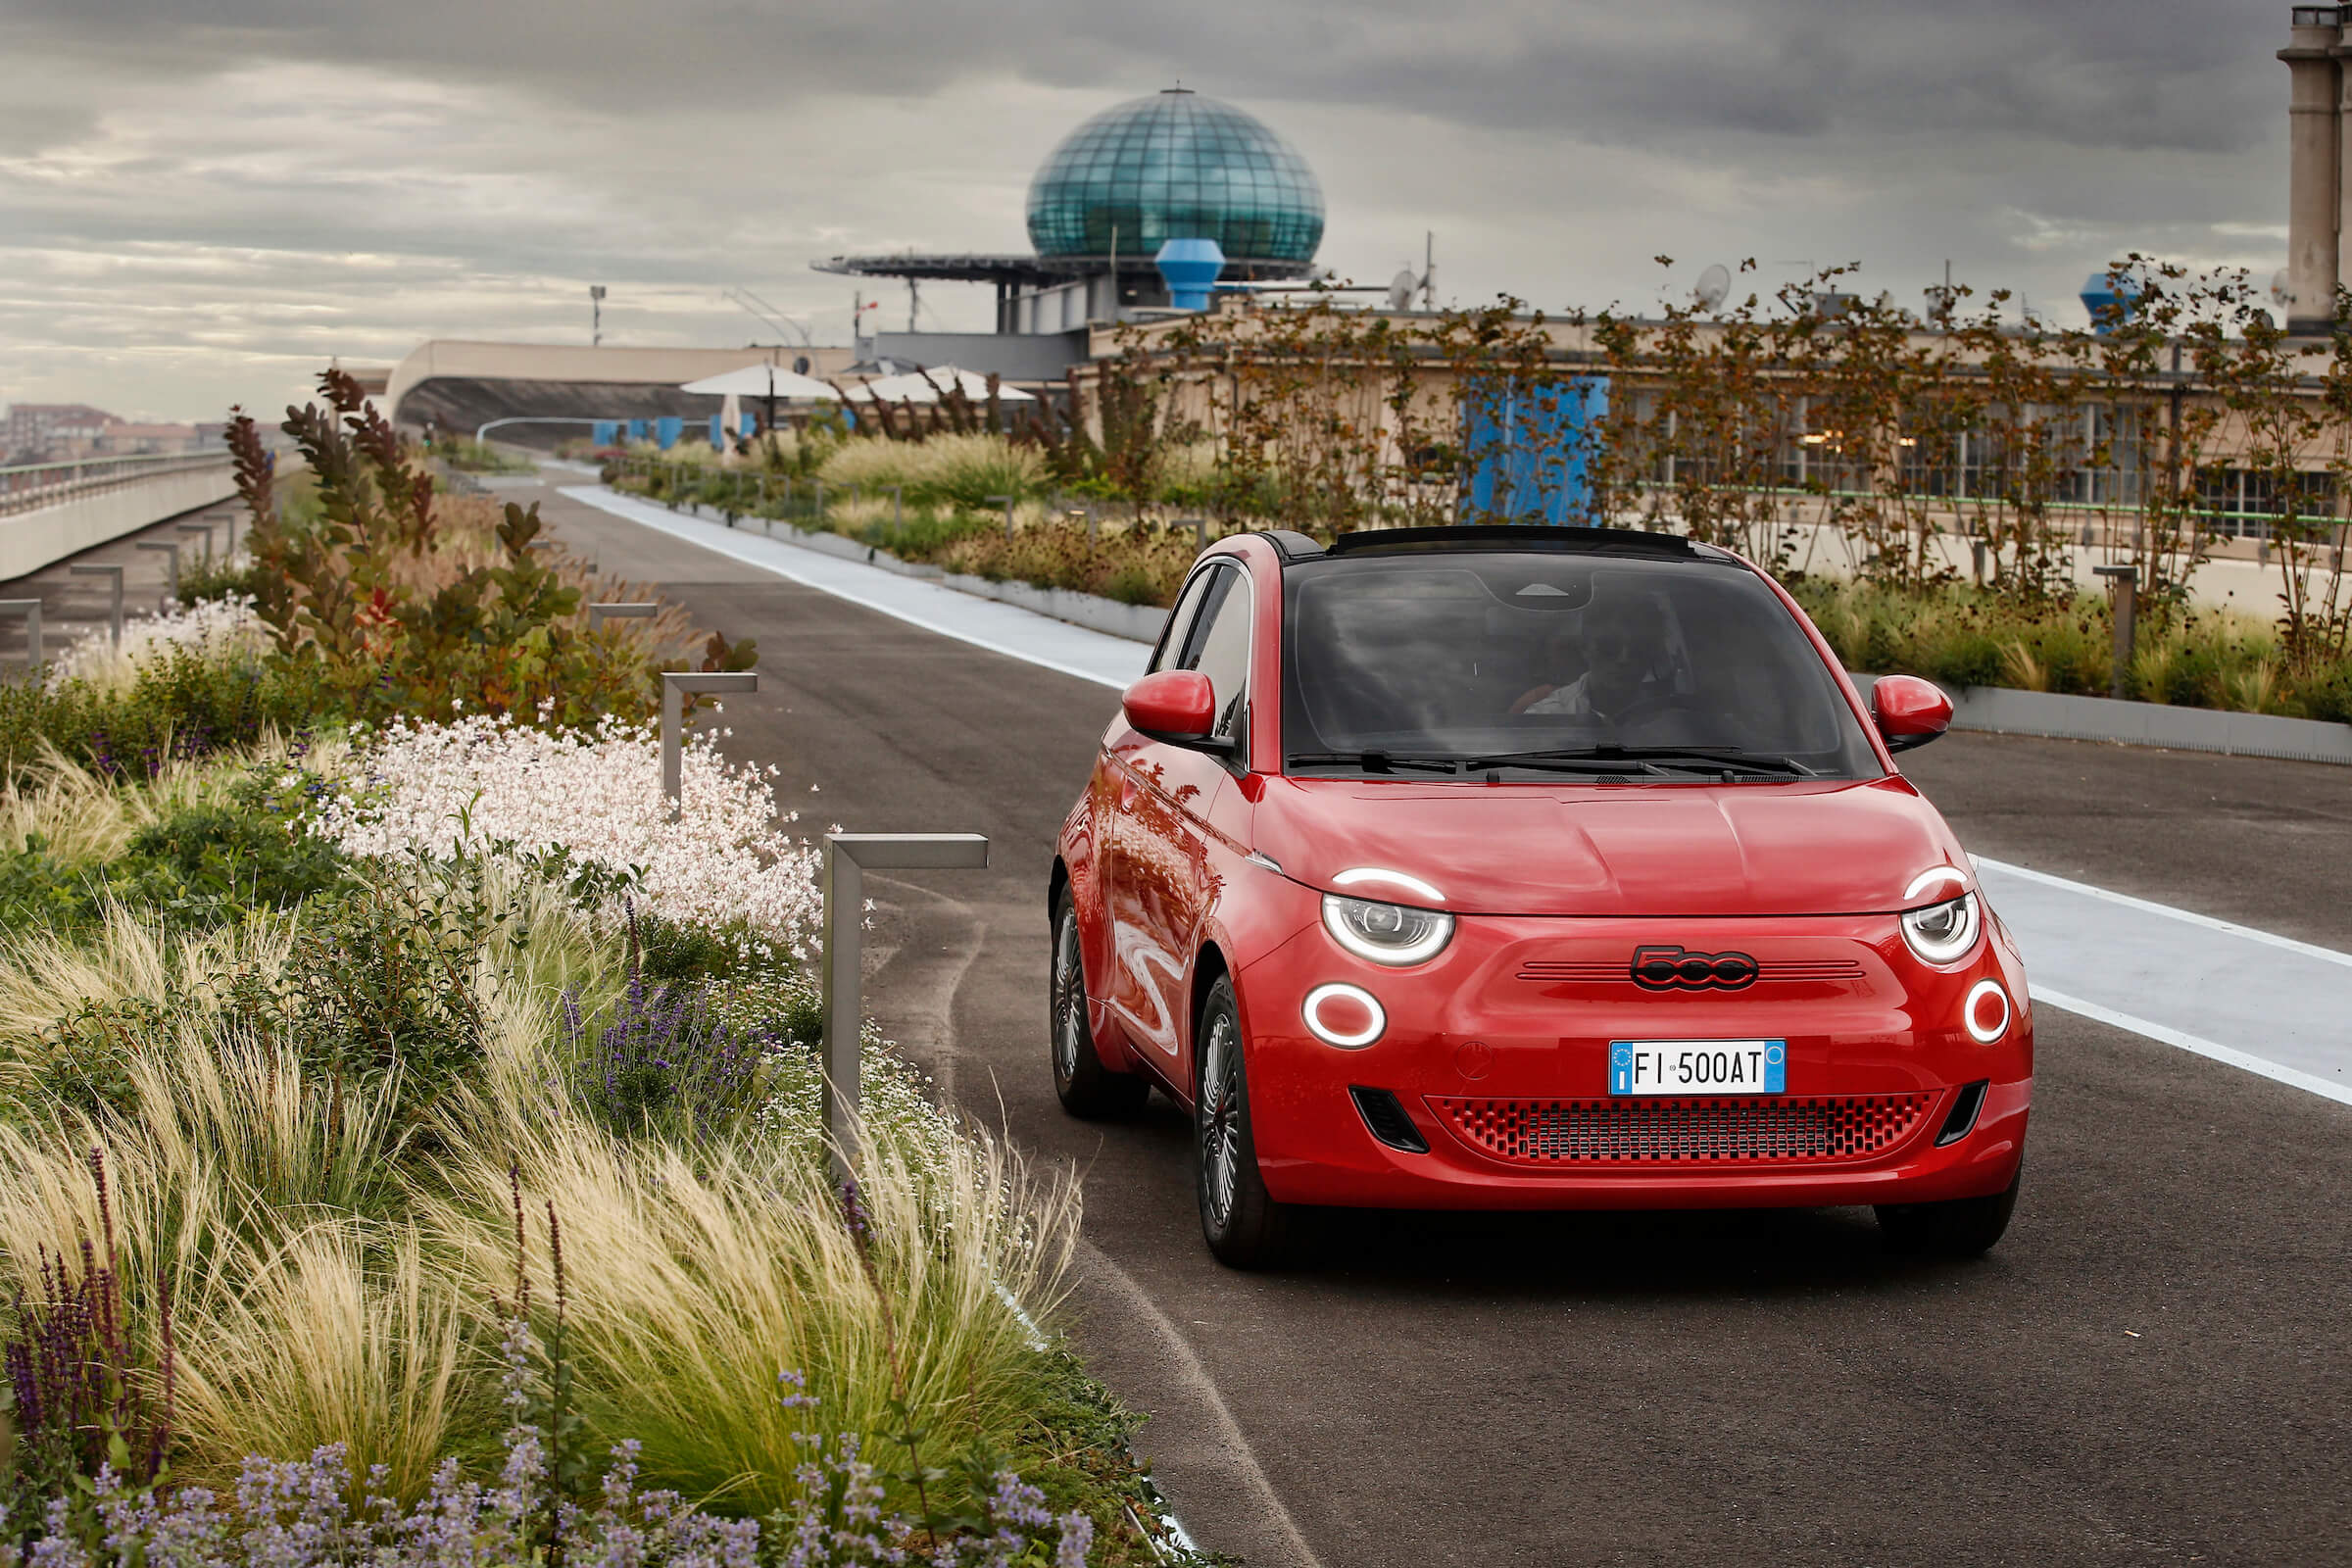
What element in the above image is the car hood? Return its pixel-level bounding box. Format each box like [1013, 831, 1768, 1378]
[1251, 776, 1966, 918]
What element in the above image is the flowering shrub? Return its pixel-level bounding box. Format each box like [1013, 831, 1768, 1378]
[51, 595, 270, 689]
[312, 714, 821, 958]
[0, 1348, 1095, 1568]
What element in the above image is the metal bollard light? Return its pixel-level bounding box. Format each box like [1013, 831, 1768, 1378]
[887, 484, 902, 529]
[588, 602, 660, 630]
[176, 521, 216, 567]
[2093, 564, 2137, 701]
[0, 601, 42, 673]
[661, 671, 759, 817]
[1179, 517, 1209, 554]
[70, 564, 124, 647]
[986, 494, 1014, 536]
[820, 833, 989, 1180]
[134, 540, 181, 606]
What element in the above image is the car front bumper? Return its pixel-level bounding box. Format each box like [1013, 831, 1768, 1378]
[1237, 908, 2034, 1211]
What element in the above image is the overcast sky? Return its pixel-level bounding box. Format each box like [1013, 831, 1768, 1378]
[0, 1, 2303, 422]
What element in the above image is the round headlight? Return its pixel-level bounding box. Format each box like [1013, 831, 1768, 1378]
[1322, 894, 1454, 966]
[1900, 890, 1982, 966]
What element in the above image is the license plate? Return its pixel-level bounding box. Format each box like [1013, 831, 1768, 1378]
[1609, 1040, 1786, 1096]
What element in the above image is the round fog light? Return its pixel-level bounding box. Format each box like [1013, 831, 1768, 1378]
[1302, 983, 1385, 1049]
[1963, 978, 2010, 1044]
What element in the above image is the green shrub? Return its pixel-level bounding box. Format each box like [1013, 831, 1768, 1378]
[0, 802, 347, 933]
[0, 648, 324, 779]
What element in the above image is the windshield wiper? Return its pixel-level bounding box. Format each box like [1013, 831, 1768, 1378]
[1286, 751, 1461, 776]
[1464, 745, 1816, 778]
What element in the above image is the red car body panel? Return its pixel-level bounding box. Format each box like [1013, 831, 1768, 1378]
[1054, 533, 2033, 1211]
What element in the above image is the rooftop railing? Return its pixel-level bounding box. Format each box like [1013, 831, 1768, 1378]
[0, 451, 234, 518]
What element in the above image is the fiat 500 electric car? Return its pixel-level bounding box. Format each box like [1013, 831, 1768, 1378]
[1048, 525, 2031, 1268]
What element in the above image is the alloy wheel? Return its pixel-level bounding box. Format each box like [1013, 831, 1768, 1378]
[1053, 909, 1086, 1084]
[1200, 1011, 1242, 1230]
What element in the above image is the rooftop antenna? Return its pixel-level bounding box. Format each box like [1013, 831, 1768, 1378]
[1387, 268, 1418, 313]
[2272, 267, 2292, 309]
[1423, 231, 1435, 311]
[724, 287, 812, 346]
[1925, 259, 1958, 325]
[589, 284, 606, 346]
[1694, 263, 1731, 312]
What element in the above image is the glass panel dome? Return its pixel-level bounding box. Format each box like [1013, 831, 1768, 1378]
[1026, 90, 1324, 264]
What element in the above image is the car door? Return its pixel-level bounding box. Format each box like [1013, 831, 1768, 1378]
[1104, 561, 1252, 1083]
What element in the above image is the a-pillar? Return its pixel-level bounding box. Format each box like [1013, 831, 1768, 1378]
[2281, 8, 2343, 335]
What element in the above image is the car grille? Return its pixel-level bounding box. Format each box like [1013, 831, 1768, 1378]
[1515, 958, 1869, 986]
[1426, 1093, 1935, 1166]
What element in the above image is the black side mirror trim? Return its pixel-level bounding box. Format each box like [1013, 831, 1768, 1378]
[1881, 726, 1943, 754]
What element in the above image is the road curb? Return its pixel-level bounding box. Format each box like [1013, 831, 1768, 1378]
[654, 492, 2352, 766]
[1854, 674, 2352, 766]
[677, 498, 1172, 643]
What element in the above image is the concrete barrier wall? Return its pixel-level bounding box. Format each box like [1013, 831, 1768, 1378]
[0, 468, 240, 581]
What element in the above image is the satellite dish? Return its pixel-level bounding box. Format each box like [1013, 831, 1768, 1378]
[1389, 268, 1419, 312]
[1694, 263, 1732, 312]
[2272, 268, 2292, 308]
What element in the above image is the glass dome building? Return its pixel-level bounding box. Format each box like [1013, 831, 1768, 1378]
[1026, 89, 1324, 266]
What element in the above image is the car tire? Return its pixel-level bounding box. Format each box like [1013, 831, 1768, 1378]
[1876, 1165, 2021, 1257]
[1195, 974, 1295, 1269]
[1050, 892, 1148, 1119]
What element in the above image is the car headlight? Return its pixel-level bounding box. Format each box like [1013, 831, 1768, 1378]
[1322, 894, 1454, 966]
[1900, 891, 1982, 965]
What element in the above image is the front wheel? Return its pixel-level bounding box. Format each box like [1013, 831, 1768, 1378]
[1195, 975, 1295, 1269]
[1050, 893, 1147, 1119]
[1876, 1165, 2021, 1257]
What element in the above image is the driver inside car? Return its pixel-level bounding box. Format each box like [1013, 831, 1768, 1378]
[1509, 593, 1670, 719]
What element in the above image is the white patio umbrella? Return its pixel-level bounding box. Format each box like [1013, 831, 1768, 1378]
[680, 363, 840, 441]
[841, 367, 1037, 404]
[677, 364, 841, 400]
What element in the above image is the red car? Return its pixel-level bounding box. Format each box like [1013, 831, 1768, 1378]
[1049, 526, 2031, 1268]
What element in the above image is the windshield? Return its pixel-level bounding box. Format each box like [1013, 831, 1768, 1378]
[1280, 551, 1882, 779]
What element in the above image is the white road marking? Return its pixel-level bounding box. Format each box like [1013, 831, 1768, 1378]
[1975, 860, 2351, 1105]
[2029, 985, 2352, 1109]
[565, 485, 2352, 1112]
[558, 486, 1144, 690]
[1978, 856, 2352, 972]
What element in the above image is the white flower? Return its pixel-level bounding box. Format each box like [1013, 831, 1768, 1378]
[313, 714, 822, 950]
[52, 593, 267, 684]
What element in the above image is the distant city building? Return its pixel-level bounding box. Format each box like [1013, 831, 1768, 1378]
[4, 403, 120, 461]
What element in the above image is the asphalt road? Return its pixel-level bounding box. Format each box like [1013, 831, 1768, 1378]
[539, 488, 2352, 1568]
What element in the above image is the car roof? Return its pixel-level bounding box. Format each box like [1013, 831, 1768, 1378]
[1315, 524, 1736, 564]
[1239, 525, 1741, 565]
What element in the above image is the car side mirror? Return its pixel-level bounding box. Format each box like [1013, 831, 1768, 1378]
[1122, 669, 1225, 749]
[1872, 674, 1953, 753]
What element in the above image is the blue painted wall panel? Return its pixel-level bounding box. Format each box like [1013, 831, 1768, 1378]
[1463, 375, 1608, 524]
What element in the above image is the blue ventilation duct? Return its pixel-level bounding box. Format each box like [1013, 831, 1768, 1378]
[1156, 238, 1226, 312]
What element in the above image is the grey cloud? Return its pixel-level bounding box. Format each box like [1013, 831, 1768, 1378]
[1, 0, 2287, 152]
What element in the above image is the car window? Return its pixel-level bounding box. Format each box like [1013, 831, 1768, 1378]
[1151, 568, 1219, 674]
[1177, 564, 1251, 745]
[1279, 553, 1881, 778]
